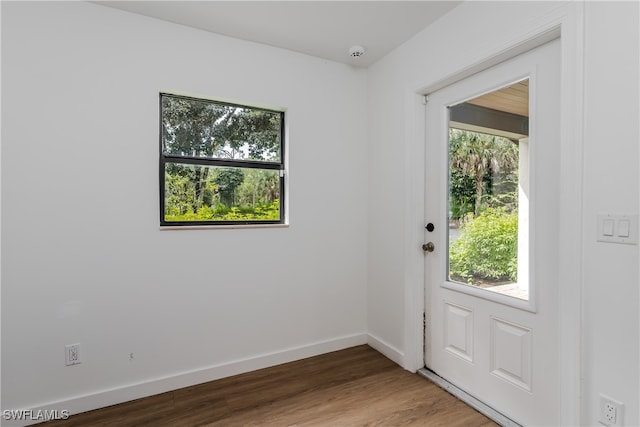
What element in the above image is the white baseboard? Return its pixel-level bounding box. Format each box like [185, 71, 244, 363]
[9, 333, 368, 427]
[367, 333, 404, 367]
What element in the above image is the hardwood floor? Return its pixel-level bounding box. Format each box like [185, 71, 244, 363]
[43, 345, 497, 426]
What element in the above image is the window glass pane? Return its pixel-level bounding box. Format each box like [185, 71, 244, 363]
[162, 95, 282, 163]
[164, 163, 281, 223]
[447, 128, 526, 300]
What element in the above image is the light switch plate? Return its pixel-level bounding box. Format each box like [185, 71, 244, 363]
[597, 214, 638, 245]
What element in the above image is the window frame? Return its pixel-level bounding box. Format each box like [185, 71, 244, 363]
[159, 93, 286, 227]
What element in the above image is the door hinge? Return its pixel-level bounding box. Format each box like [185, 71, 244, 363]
[422, 311, 427, 357]
[422, 95, 429, 105]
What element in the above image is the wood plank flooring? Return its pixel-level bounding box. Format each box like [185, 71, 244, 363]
[43, 345, 497, 426]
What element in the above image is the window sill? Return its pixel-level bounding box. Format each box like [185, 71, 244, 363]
[159, 223, 289, 231]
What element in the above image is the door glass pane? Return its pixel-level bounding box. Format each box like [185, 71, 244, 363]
[447, 80, 529, 300]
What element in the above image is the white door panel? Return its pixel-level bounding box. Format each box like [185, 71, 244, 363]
[425, 39, 560, 426]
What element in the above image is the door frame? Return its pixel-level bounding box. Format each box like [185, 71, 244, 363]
[402, 3, 584, 425]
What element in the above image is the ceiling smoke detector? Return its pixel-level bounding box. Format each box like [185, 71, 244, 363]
[348, 45, 366, 58]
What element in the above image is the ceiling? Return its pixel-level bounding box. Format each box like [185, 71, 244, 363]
[94, 1, 462, 67]
[451, 80, 530, 140]
[467, 80, 529, 117]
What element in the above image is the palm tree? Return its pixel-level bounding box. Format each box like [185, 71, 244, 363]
[449, 129, 519, 216]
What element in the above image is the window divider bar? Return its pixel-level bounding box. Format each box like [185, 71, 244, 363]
[161, 156, 282, 170]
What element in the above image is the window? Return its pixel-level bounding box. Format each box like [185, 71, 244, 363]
[160, 93, 285, 226]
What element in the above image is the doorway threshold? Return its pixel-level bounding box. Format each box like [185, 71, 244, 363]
[417, 368, 522, 427]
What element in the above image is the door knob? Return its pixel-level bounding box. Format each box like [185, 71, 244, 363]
[422, 242, 435, 253]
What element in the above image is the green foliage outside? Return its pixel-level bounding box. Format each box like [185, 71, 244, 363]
[165, 199, 280, 222]
[448, 128, 520, 285]
[449, 169, 476, 223]
[449, 128, 518, 219]
[164, 165, 280, 222]
[214, 168, 245, 208]
[449, 208, 518, 283]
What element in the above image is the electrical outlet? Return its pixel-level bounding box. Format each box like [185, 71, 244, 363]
[604, 402, 616, 424]
[600, 394, 624, 426]
[65, 343, 81, 366]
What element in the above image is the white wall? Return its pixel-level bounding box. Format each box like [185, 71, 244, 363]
[3, 1, 639, 425]
[1, 1, 368, 416]
[367, 1, 638, 425]
[582, 2, 639, 424]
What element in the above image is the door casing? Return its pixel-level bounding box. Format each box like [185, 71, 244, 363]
[400, 4, 585, 425]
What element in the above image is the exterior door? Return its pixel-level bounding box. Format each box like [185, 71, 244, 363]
[424, 39, 560, 426]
